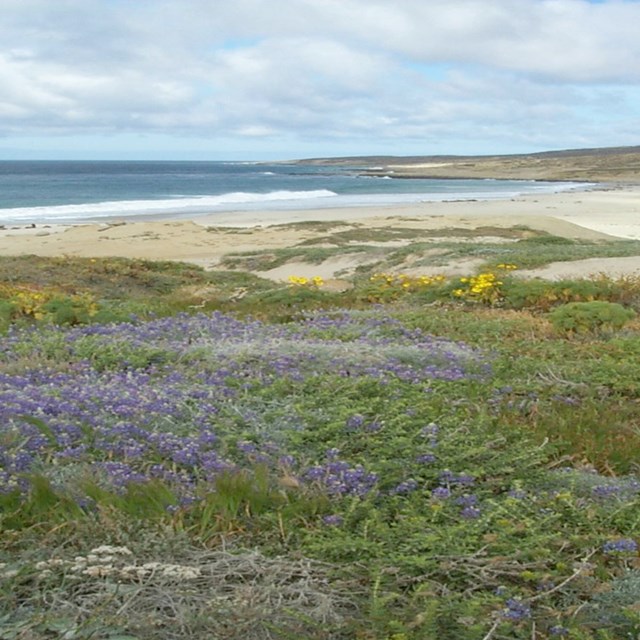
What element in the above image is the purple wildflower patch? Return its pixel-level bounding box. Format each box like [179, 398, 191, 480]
[303, 458, 378, 498]
[0, 309, 488, 502]
[502, 598, 531, 621]
[390, 479, 419, 495]
[431, 487, 451, 500]
[602, 538, 638, 554]
[459, 505, 482, 519]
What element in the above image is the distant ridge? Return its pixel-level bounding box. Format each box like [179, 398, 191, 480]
[295, 146, 640, 183]
[296, 145, 640, 164]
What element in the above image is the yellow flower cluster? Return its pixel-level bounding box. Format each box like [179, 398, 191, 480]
[287, 275, 324, 288]
[369, 272, 446, 291]
[0, 284, 98, 321]
[451, 265, 517, 304]
[453, 272, 504, 303]
[0, 285, 52, 320]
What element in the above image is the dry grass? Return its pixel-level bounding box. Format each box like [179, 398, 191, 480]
[4, 547, 361, 639]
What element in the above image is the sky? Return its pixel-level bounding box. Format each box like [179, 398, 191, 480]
[1, 0, 639, 161]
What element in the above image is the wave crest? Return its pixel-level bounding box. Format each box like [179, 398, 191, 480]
[0, 189, 338, 223]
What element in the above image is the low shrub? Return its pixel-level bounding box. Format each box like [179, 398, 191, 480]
[516, 235, 576, 246]
[0, 284, 98, 326]
[502, 278, 618, 311]
[549, 301, 636, 337]
[363, 272, 447, 303]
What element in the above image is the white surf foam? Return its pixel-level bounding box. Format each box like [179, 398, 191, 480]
[0, 189, 338, 223]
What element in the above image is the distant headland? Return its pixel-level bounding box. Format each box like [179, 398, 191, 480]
[294, 145, 640, 183]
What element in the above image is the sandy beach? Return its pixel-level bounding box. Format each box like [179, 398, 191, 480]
[1, 184, 640, 281]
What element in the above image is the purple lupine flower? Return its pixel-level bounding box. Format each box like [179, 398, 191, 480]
[0, 471, 19, 494]
[4, 451, 33, 472]
[390, 479, 418, 495]
[346, 414, 365, 430]
[502, 598, 531, 621]
[178, 494, 197, 507]
[303, 460, 378, 498]
[453, 473, 476, 487]
[278, 455, 296, 468]
[602, 538, 638, 554]
[172, 447, 199, 466]
[416, 453, 437, 464]
[549, 626, 569, 636]
[305, 466, 325, 481]
[420, 423, 439, 438]
[56, 445, 88, 460]
[123, 443, 147, 459]
[237, 441, 258, 454]
[322, 515, 343, 526]
[98, 462, 148, 488]
[460, 506, 482, 519]
[197, 430, 217, 445]
[431, 487, 451, 500]
[592, 479, 640, 501]
[365, 420, 382, 433]
[439, 470, 455, 485]
[592, 485, 623, 498]
[439, 470, 475, 487]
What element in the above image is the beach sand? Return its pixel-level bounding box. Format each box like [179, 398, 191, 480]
[1, 185, 640, 281]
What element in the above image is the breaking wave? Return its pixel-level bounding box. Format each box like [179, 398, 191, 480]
[0, 189, 339, 223]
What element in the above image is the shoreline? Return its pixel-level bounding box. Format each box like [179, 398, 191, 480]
[0, 178, 593, 229]
[1, 185, 640, 280]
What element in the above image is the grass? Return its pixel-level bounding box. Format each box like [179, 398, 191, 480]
[0, 255, 210, 297]
[377, 237, 640, 272]
[1, 253, 640, 639]
[217, 233, 640, 280]
[220, 245, 381, 271]
[295, 224, 542, 246]
[267, 220, 354, 232]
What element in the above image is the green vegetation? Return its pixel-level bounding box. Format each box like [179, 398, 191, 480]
[1, 253, 640, 639]
[295, 224, 540, 246]
[220, 244, 380, 271]
[218, 232, 640, 279]
[376, 236, 640, 271]
[549, 301, 637, 336]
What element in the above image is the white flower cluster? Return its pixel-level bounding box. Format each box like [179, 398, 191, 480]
[33, 545, 201, 581]
[0, 562, 20, 579]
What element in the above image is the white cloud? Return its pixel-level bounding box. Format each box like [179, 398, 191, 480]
[0, 0, 639, 156]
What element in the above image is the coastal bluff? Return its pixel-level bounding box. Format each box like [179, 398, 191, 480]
[296, 145, 640, 183]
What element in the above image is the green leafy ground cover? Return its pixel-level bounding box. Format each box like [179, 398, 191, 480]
[0, 254, 639, 639]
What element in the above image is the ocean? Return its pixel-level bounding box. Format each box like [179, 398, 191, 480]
[0, 160, 588, 225]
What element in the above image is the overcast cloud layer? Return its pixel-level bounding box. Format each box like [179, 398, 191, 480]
[1, 0, 639, 159]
